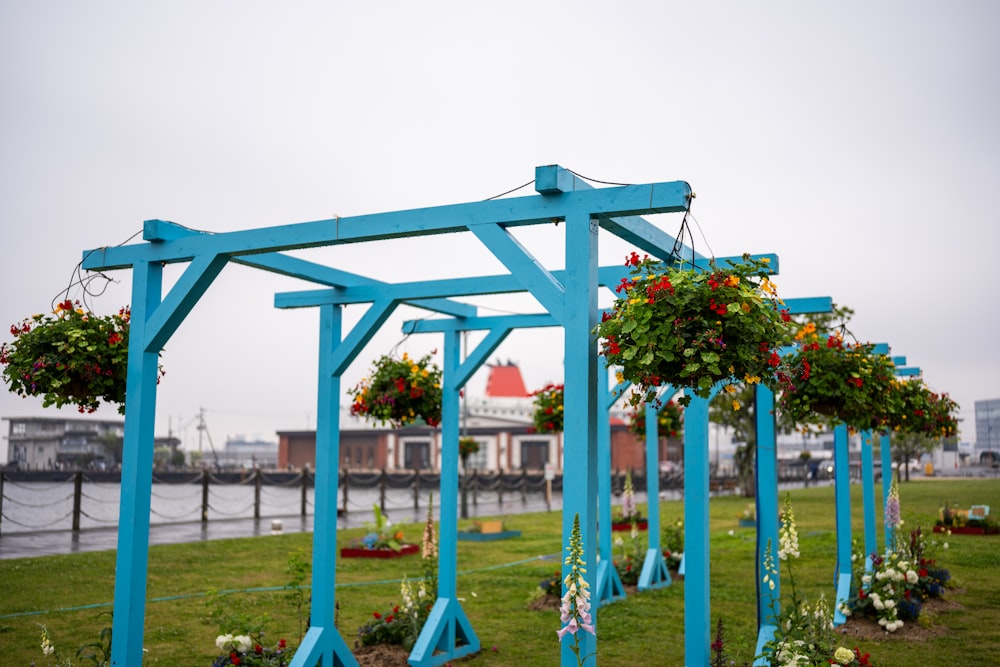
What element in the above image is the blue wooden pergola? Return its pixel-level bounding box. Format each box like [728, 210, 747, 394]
[83, 165, 733, 666]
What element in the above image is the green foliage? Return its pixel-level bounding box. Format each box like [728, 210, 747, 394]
[626, 399, 683, 439]
[0, 300, 161, 414]
[780, 329, 900, 432]
[595, 252, 792, 406]
[284, 549, 310, 643]
[347, 351, 443, 427]
[530, 383, 564, 433]
[889, 379, 959, 438]
[4, 481, 1000, 666]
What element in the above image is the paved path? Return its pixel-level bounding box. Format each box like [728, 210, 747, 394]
[0, 494, 577, 560]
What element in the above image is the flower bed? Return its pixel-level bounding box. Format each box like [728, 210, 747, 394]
[341, 543, 419, 558]
[611, 520, 648, 532]
[457, 530, 522, 542]
[932, 525, 996, 535]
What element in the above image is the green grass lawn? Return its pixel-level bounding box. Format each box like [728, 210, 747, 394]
[1, 479, 998, 665]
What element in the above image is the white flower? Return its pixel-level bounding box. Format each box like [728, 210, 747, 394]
[234, 635, 252, 652]
[833, 646, 856, 664]
[861, 574, 871, 585]
[943, 542, 950, 550]
[874, 598, 885, 610]
[906, 570, 919, 584]
[215, 634, 233, 651]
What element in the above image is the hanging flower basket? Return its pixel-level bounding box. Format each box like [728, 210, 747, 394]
[530, 383, 564, 434]
[888, 379, 959, 438]
[347, 352, 443, 428]
[779, 328, 899, 431]
[627, 399, 684, 439]
[0, 300, 161, 414]
[594, 253, 792, 406]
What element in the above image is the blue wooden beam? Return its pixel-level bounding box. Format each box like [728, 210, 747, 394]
[141, 219, 476, 318]
[596, 360, 627, 607]
[534, 165, 698, 264]
[409, 329, 480, 666]
[683, 391, 712, 666]
[109, 260, 163, 666]
[82, 176, 692, 271]
[861, 430, 878, 568]
[560, 214, 600, 664]
[638, 389, 676, 591]
[833, 424, 853, 626]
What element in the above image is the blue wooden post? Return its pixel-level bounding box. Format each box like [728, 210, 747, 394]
[110, 260, 162, 666]
[596, 360, 627, 606]
[683, 392, 711, 666]
[832, 424, 853, 626]
[560, 213, 600, 664]
[752, 385, 780, 662]
[292, 304, 358, 666]
[861, 430, 877, 569]
[409, 328, 479, 666]
[638, 390, 673, 590]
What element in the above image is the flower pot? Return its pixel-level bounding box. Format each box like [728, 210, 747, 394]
[340, 543, 419, 558]
[478, 519, 504, 534]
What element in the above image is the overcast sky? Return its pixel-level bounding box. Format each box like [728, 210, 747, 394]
[2, 1, 998, 455]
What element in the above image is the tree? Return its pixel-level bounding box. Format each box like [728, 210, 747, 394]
[885, 432, 944, 482]
[709, 384, 797, 497]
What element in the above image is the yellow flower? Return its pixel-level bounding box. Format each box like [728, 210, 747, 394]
[724, 384, 737, 394]
[794, 322, 816, 341]
[615, 371, 624, 384]
[732, 400, 741, 411]
[741, 303, 752, 313]
[760, 277, 777, 295]
[744, 374, 761, 384]
[724, 275, 740, 287]
[411, 364, 419, 374]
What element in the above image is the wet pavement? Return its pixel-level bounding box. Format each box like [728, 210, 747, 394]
[0, 494, 575, 560]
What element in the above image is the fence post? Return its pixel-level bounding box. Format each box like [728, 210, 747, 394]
[254, 469, 262, 520]
[520, 468, 528, 504]
[498, 470, 504, 507]
[0, 470, 4, 537]
[341, 470, 348, 516]
[379, 469, 387, 513]
[471, 469, 478, 507]
[72, 471, 83, 532]
[201, 469, 210, 523]
[301, 466, 310, 517]
[413, 470, 420, 511]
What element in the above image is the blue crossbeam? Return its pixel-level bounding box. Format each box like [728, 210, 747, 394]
[82, 180, 691, 271]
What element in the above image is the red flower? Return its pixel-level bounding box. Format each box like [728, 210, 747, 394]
[373, 611, 382, 619]
[255, 645, 263, 654]
[230, 654, 241, 665]
[386, 614, 395, 623]
[278, 639, 287, 649]
[768, 352, 781, 367]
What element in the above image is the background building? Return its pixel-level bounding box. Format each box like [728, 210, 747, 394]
[975, 398, 1000, 465]
[277, 363, 678, 473]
